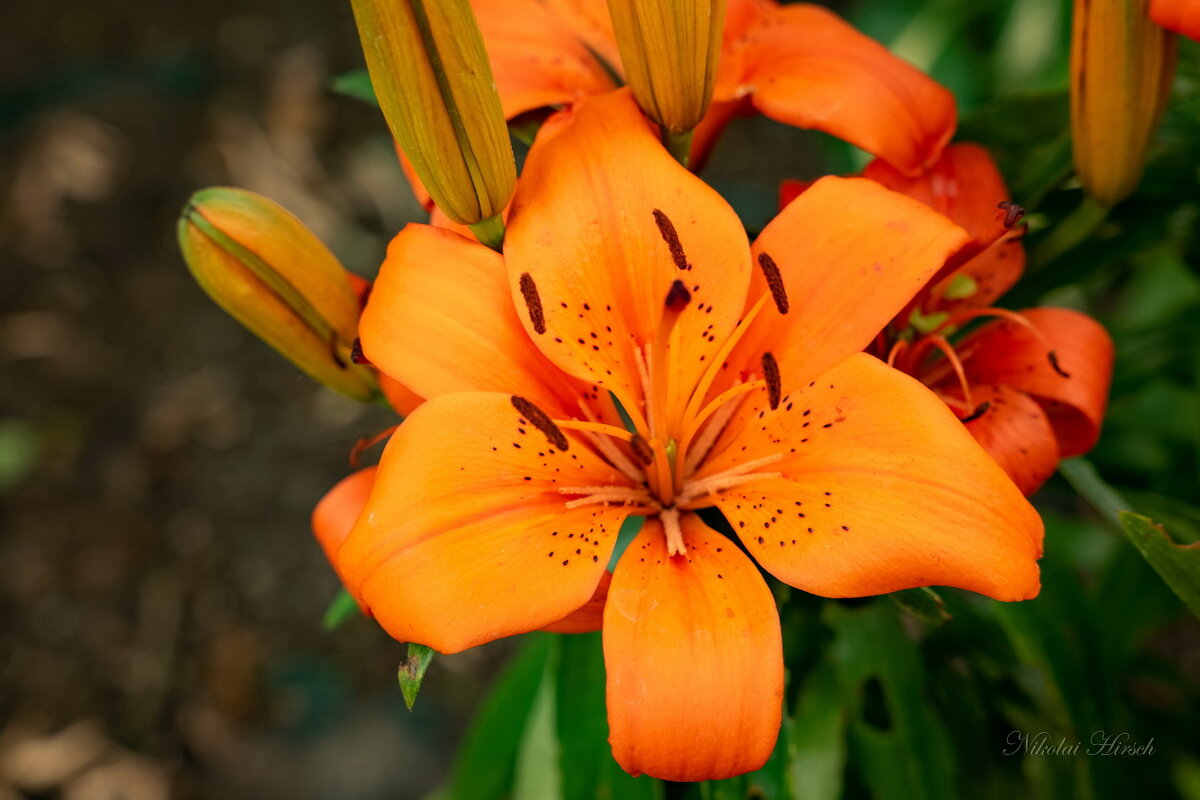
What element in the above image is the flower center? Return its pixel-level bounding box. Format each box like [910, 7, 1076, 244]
[548, 223, 794, 553]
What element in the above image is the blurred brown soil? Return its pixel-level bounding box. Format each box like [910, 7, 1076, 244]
[0, 2, 510, 798]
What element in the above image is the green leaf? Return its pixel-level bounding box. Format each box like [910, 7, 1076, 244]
[888, 587, 951, 626]
[514, 660, 562, 800]
[330, 68, 378, 106]
[398, 643, 436, 710]
[450, 636, 554, 800]
[321, 588, 359, 631]
[1058, 457, 1131, 529]
[789, 660, 847, 800]
[826, 603, 955, 800]
[1118, 512, 1200, 619]
[555, 632, 660, 800]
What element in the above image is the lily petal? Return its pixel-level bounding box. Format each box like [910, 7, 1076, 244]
[542, 0, 623, 74]
[473, 0, 619, 119]
[863, 143, 1011, 250]
[720, 4, 956, 175]
[604, 514, 783, 781]
[378, 374, 424, 417]
[731, 176, 969, 392]
[864, 143, 1024, 310]
[959, 307, 1114, 457]
[360, 224, 572, 413]
[312, 466, 378, 566]
[506, 90, 751, 414]
[699, 353, 1043, 601]
[541, 570, 611, 633]
[336, 392, 633, 653]
[959, 385, 1060, 497]
[1152, 0, 1200, 40]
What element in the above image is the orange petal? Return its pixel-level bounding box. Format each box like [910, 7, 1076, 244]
[959, 385, 1060, 497]
[506, 89, 752, 415]
[698, 353, 1043, 600]
[778, 177, 814, 209]
[312, 466, 378, 566]
[959, 307, 1114, 457]
[731, 176, 969, 391]
[336, 392, 634, 653]
[863, 143, 1025, 311]
[723, 4, 956, 175]
[863, 143, 1011, 249]
[378, 374, 424, 417]
[473, 0, 618, 119]
[604, 513, 783, 781]
[541, 570, 611, 633]
[1152, 0, 1200, 39]
[542, 0, 623, 75]
[360, 223, 573, 413]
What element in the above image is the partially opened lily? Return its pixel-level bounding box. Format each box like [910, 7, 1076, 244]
[323, 91, 1041, 781]
[786, 143, 1114, 494]
[399, 0, 955, 212]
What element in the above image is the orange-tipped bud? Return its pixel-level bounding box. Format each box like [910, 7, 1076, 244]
[1071, 0, 1177, 205]
[608, 0, 727, 135]
[350, 0, 515, 231]
[178, 187, 378, 401]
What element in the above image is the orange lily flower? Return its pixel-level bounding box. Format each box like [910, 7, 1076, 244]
[396, 0, 953, 208]
[1151, 0, 1200, 38]
[326, 91, 1040, 781]
[783, 143, 1114, 495]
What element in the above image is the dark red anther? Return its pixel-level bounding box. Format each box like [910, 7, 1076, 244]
[997, 200, 1025, 229]
[664, 279, 692, 311]
[761, 352, 781, 410]
[350, 338, 371, 365]
[1048, 350, 1071, 378]
[630, 433, 654, 465]
[652, 209, 691, 271]
[519, 273, 546, 334]
[757, 252, 789, 314]
[961, 401, 991, 424]
[511, 396, 569, 451]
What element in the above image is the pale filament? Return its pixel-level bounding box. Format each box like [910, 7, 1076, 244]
[682, 390, 746, 476]
[660, 507, 686, 556]
[559, 485, 659, 511]
[574, 402, 645, 482]
[675, 452, 785, 508]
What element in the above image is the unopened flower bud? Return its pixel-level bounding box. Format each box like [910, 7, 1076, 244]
[178, 187, 378, 401]
[1071, 0, 1177, 205]
[608, 0, 727, 139]
[350, 0, 515, 235]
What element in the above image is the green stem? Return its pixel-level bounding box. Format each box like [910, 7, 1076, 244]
[662, 128, 694, 168]
[469, 213, 506, 252]
[1031, 195, 1109, 267]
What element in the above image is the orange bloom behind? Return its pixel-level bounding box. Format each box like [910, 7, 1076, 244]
[319, 91, 1041, 782]
[1152, 0, 1200, 39]
[781, 144, 1114, 495]
[395, 0, 954, 201]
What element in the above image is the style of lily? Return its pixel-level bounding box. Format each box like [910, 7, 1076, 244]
[318, 91, 1042, 782]
[399, 0, 955, 212]
[783, 143, 1114, 495]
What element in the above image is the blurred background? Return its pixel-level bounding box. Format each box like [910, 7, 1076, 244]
[1, 0, 1198, 799]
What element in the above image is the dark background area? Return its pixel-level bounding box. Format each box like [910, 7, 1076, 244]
[0, 2, 513, 798]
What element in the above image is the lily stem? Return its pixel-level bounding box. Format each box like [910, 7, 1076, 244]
[1031, 195, 1109, 267]
[662, 128, 694, 168]
[468, 213, 506, 252]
